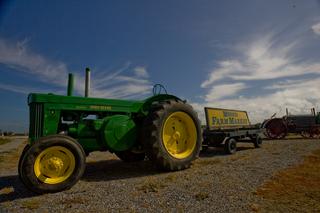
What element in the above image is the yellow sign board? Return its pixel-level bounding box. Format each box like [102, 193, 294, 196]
[205, 107, 250, 129]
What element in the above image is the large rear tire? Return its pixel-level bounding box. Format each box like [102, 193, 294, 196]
[265, 118, 287, 139]
[18, 135, 86, 194]
[142, 100, 202, 171]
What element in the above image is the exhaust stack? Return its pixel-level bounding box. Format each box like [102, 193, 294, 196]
[67, 73, 74, 96]
[85, 67, 90, 97]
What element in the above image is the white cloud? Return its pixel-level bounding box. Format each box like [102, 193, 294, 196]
[134, 66, 149, 78]
[0, 82, 63, 94]
[210, 78, 320, 124]
[311, 21, 320, 36]
[91, 67, 152, 99]
[201, 60, 243, 88]
[204, 83, 247, 102]
[202, 35, 320, 87]
[192, 78, 320, 125]
[0, 37, 153, 99]
[197, 33, 320, 124]
[0, 38, 69, 87]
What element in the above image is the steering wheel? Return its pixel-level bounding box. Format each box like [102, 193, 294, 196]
[153, 84, 167, 95]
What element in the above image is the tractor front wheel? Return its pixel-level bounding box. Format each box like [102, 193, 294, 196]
[18, 135, 86, 194]
[18, 144, 31, 181]
[143, 100, 202, 171]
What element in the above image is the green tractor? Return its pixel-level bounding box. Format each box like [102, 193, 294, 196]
[18, 68, 202, 194]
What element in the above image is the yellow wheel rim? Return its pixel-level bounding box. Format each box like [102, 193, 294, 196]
[34, 146, 76, 184]
[162, 111, 197, 159]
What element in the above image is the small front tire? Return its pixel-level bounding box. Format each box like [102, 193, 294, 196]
[18, 144, 31, 182]
[19, 135, 86, 194]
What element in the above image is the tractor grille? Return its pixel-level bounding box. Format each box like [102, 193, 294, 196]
[29, 103, 44, 140]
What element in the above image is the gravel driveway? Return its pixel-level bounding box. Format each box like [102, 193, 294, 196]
[0, 138, 320, 212]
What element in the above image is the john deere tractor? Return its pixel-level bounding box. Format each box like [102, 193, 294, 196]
[18, 68, 202, 194]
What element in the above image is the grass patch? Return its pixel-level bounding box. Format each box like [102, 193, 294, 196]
[137, 177, 167, 193]
[194, 191, 209, 201]
[21, 199, 40, 210]
[230, 155, 250, 162]
[0, 138, 11, 145]
[249, 203, 260, 212]
[61, 197, 89, 209]
[255, 149, 320, 212]
[165, 174, 177, 182]
[194, 158, 221, 167]
[0, 187, 14, 195]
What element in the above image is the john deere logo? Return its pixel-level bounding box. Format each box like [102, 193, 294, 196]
[89, 105, 112, 110]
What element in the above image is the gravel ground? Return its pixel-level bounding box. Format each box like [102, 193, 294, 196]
[0, 138, 320, 212]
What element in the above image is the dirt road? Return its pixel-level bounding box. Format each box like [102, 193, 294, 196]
[0, 138, 319, 212]
[0, 137, 27, 155]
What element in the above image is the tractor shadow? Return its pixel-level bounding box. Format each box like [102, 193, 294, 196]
[83, 145, 256, 182]
[0, 145, 256, 203]
[0, 159, 159, 203]
[82, 159, 159, 182]
[0, 174, 39, 203]
[199, 145, 255, 158]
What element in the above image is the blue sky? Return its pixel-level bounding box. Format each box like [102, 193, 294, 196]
[0, 0, 320, 132]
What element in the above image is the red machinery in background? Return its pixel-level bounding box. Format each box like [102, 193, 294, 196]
[262, 108, 320, 139]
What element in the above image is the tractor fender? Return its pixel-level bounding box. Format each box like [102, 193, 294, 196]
[140, 94, 183, 115]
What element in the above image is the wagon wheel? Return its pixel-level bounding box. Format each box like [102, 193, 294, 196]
[261, 119, 270, 137]
[310, 126, 320, 139]
[265, 118, 287, 139]
[300, 131, 311, 138]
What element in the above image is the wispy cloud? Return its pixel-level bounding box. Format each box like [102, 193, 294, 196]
[201, 35, 320, 87]
[0, 82, 63, 94]
[196, 32, 320, 124]
[312, 21, 320, 36]
[204, 83, 247, 102]
[91, 66, 152, 99]
[134, 66, 149, 78]
[0, 37, 69, 87]
[0, 37, 153, 99]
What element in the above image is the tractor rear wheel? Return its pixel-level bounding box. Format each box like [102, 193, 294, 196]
[18, 135, 86, 194]
[265, 118, 287, 139]
[310, 126, 320, 139]
[115, 151, 145, 162]
[142, 100, 202, 171]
